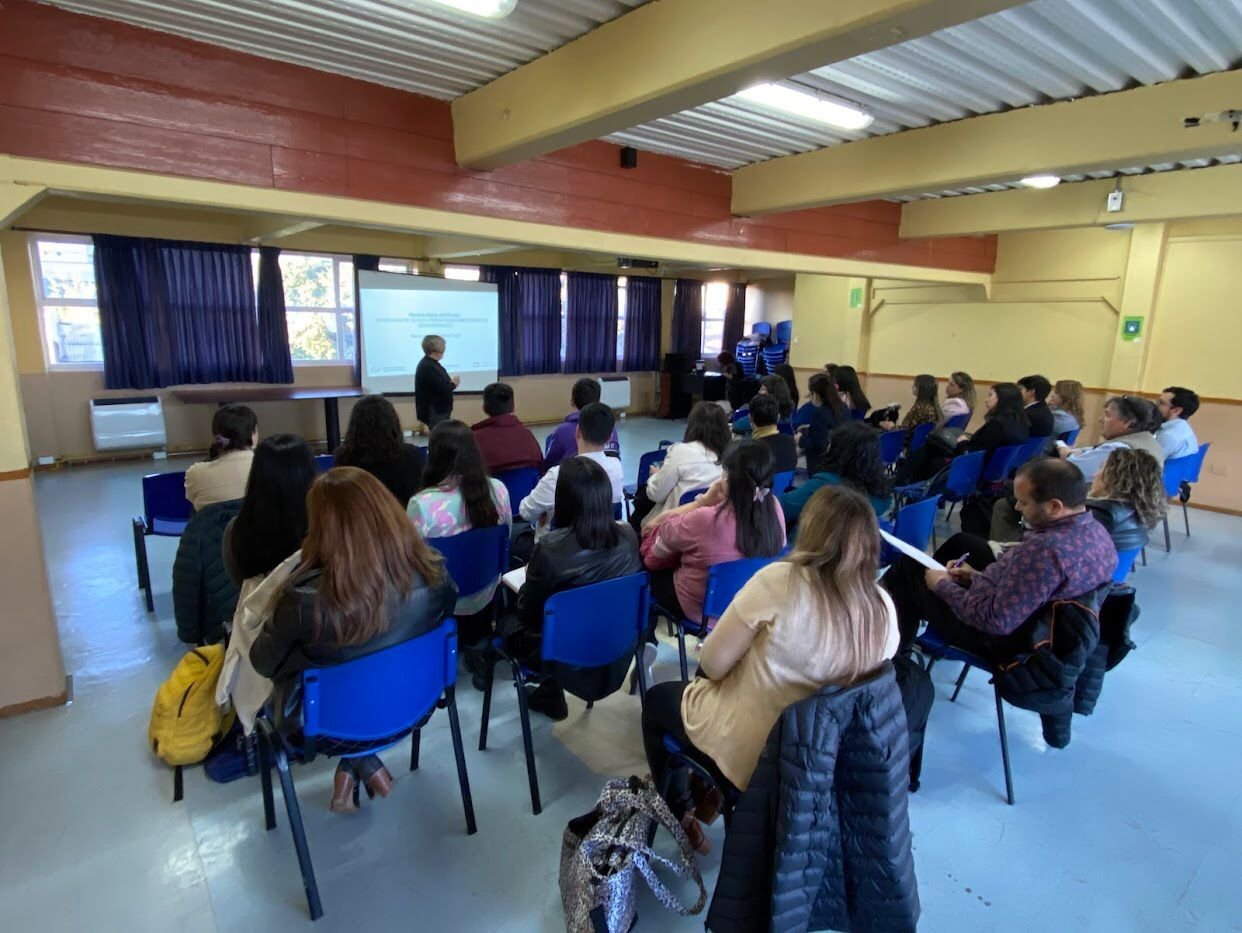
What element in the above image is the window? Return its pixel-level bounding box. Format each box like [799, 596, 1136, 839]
[701, 281, 730, 358]
[275, 252, 356, 363]
[379, 258, 415, 274]
[616, 276, 628, 367]
[443, 264, 480, 281]
[29, 235, 103, 367]
[561, 272, 629, 371]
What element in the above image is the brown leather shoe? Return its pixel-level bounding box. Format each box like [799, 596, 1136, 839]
[330, 770, 358, 813]
[365, 766, 394, 800]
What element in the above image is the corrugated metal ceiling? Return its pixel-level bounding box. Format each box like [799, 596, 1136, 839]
[607, 0, 1242, 170]
[37, 0, 650, 100]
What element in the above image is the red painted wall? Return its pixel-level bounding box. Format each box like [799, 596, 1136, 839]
[0, 0, 995, 273]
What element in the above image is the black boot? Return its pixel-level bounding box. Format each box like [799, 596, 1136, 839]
[525, 681, 568, 721]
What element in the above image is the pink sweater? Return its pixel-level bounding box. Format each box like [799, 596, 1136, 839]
[641, 502, 787, 622]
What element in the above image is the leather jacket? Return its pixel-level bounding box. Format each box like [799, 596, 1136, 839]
[1087, 498, 1151, 552]
[515, 524, 642, 633]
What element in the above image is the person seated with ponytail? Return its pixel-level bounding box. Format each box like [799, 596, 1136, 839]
[185, 404, 258, 510]
[641, 440, 786, 626]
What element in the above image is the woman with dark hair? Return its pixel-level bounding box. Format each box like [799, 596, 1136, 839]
[501, 458, 643, 720]
[1058, 395, 1165, 483]
[731, 374, 794, 433]
[781, 421, 893, 525]
[895, 383, 1030, 485]
[334, 395, 425, 508]
[185, 404, 258, 510]
[642, 485, 898, 851]
[250, 467, 457, 811]
[223, 434, 316, 585]
[880, 374, 942, 434]
[641, 440, 786, 625]
[834, 365, 871, 418]
[408, 420, 512, 640]
[633, 401, 731, 532]
[773, 363, 800, 411]
[798, 372, 851, 472]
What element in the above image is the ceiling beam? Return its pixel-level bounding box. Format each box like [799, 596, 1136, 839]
[422, 236, 522, 259]
[243, 217, 324, 244]
[0, 181, 46, 227]
[900, 163, 1242, 238]
[452, 0, 1026, 170]
[733, 69, 1242, 215]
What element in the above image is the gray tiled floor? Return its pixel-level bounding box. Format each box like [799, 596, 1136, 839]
[3, 415, 1240, 932]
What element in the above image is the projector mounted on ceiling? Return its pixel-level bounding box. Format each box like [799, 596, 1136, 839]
[617, 258, 659, 270]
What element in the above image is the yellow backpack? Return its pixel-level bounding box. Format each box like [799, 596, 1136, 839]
[149, 644, 235, 767]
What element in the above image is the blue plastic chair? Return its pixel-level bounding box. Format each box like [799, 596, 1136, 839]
[777, 422, 794, 436]
[624, 447, 668, 516]
[254, 621, 477, 919]
[666, 555, 777, 681]
[774, 320, 793, 345]
[979, 444, 1023, 489]
[479, 573, 651, 814]
[916, 627, 1014, 805]
[1058, 429, 1081, 446]
[735, 342, 760, 378]
[495, 466, 540, 510]
[879, 429, 905, 468]
[1160, 442, 1211, 550]
[679, 486, 709, 505]
[658, 439, 676, 449]
[894, 450, 986, 529]
[751, 322, 772, 339]
[1010, 436, 1049, 474]
[1113, 547, 1141, 583]
[428, 525, 511, 621]
[132, 471, 193, 613]
[943, 414, 971, 431]
[543, 433, 554, 456]
[772, 470, 795, 495]
[313, 453, 334, 473]
[893, 496, 939, 555]
[909, 421, 935, 452]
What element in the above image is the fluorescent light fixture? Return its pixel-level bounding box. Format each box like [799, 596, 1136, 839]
[1020, 174, 1061, 189]
[736, 83, 874, 131]
[416, 0, 517, 18]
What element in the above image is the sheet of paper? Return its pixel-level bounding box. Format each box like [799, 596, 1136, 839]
[501, 566, 527, 592]
[880, 529, 947, 572]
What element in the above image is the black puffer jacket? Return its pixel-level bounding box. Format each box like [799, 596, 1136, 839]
[707, 663, 919, 933]
[172, 499, 243, 645]
[1072, 585, 1139, 718]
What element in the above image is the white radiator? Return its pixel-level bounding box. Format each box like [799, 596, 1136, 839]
[89, 396, 167, 451]
[597, 376, 631, 410]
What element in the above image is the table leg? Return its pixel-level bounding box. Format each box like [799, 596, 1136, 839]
[324, 398, 341, 451]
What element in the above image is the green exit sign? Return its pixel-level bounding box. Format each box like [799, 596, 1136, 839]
[1121, 316, 1144, 341]
[849, 287, 864, 309]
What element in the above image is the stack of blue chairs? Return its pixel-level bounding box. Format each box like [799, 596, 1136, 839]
[775, 320, 793, 345]
[734, 342, 760, 377]
[761, 343, 789, 371]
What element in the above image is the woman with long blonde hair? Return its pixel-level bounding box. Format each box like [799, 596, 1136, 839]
[1050, 379, 1086, 438]
[250, 467, 457, 812]
[1088, 448, 1166, 552]
[641, 485, 897, 853]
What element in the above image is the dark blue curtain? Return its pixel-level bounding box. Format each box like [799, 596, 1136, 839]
[480, 265, 522, 377]
[671, 279, 704, 359]
[565, 271, 618, 373]
[352, 254, 380, 385]
[516, 268, 562, 375]
[722, 282, 747, 356]
[622, 276, 661, 372]
[256, 246, 294, 384]
[94, 235, 265, 389]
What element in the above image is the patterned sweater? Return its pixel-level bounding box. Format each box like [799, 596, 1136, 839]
[934, 511, 1117, 635]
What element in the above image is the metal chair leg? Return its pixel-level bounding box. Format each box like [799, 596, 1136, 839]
[273, 742, 323, 919]
[409, 730, 421, 771]
[677, 626, 689, 682]
[173, 765, 184, 803]
[478, 655, 495, 751]
[445, 688, 478, 835]
[994, 685, 1015, 806]
[585, 700, 594, 710]
[1183, 500, 1191, 537]
[512, 664, 542, 815]
[1141, 547, 1147, 567]
[257, 729, 277, 831]
[635, 643, 650, 701]
[950, 664, 970, 702]
[133, 522, 154, 613]
[1163, 516, 1171, 552]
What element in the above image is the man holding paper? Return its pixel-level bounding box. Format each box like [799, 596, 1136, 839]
[883, 459, 1116, 657]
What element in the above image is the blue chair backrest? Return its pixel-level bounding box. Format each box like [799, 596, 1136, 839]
[614, 502, 623, 520]
[909, 422, 935, 452]
[775, 320, 793, 345]
[680, 486, 709, 505]
[878, 429, 905, 466]
[1058, 429, 1080, 446]
[143, 472, 193, 535]
[658, 439, 676, 449]
[751, 322, 772, 338]
[635, 448, 668, 487]
[944, 414, 971, 431]
[772, 470, 795, 494]
[542, 573, 649, 668]
[944, 450, 986, 499]
[428, 525, 510, 596]
[980, 445, 1023, 484]
[496, 466, 540, 508]
[543, 433, 555, 456]
[314, 453, 334, 473]
[301, 621, 456, 742]
[1113, 548, 1141, 583]
[1189, 442, 1210, 483]
[702, 556, 775, 622]
[850, 409, 868, 421]
[894, 496, 939, 554]
[1012, 436, 1048, 471]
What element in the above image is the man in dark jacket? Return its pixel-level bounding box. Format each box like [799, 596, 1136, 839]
[1018, 374, 1055, 445]
[414, 334, 459, 429]
[471, 382, 543, 475]
[173, 499, 243, 645]
[707, 663, 919, 933]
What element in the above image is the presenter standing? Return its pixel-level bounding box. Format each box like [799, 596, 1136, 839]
[415, 335, 460, 430]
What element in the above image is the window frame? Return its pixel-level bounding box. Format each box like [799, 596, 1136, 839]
[28, 233, 105, 372]
[701, 280, 730, 360]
